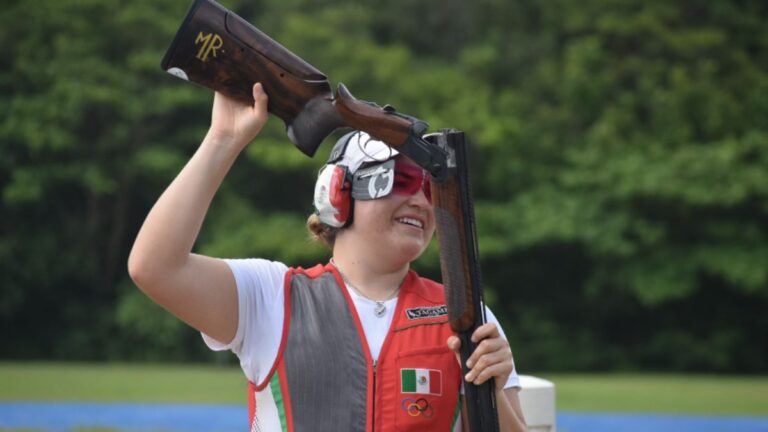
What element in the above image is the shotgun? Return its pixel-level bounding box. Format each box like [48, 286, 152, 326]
[427, 130, 500, 432]
[161, 0, 447, 179]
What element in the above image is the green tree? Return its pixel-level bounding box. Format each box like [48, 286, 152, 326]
[468, 0, 768, 371]
[1, 0, 213, 359]
[1, 0, 766, 372]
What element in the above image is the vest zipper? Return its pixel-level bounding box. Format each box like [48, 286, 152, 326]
[372, 359, 377, 431]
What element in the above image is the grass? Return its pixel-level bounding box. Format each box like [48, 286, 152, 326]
[1, 363, 767, 415]
[0, 362, 244, 404]
[540, 373, 768, 415]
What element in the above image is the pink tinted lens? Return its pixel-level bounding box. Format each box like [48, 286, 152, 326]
[393, 160, 431, 202]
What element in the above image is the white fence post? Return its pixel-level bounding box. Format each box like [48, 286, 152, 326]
[518, 375, 556, 431]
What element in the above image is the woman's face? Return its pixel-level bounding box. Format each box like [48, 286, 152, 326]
[343, 157, 435, 265]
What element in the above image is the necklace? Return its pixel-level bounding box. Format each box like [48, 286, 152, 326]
[332, 260, 401, 317]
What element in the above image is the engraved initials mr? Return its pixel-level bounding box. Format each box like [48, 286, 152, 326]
[195, 32, 223, 62]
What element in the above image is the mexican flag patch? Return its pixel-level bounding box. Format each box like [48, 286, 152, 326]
[401, 368, 442, 395]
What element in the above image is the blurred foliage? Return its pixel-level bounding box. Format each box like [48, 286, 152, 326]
[1, 0, 766, 372]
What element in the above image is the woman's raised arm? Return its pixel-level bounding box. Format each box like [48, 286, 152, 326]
[128, 83, 268, 344]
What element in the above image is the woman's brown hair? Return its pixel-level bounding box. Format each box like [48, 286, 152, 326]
[306, 213, 340, 248]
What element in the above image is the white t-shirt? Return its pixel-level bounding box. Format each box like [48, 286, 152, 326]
[203, 258, 520, 390]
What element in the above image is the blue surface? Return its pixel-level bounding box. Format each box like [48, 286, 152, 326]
[1, 402, 768, 431]
[0, 402, 246, 431]
[557, 412, 768, 432]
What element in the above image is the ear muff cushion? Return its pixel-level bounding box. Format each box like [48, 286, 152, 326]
[314, 164, 351, 227]
[328, 165, 350, 225]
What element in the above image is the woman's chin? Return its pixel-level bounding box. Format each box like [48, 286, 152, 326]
[392, 240, 426, 263]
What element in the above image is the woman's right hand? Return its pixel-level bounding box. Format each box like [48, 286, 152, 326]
[207, 82, 269, 152]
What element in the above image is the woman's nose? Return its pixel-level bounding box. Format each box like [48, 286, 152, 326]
[408, 188, 432, 207]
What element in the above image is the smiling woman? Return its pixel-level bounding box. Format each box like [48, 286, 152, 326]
[127, 84, 527, 431]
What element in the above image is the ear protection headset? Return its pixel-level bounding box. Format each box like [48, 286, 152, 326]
[313, 131, 400, 228]
[313, 132, 357, 228]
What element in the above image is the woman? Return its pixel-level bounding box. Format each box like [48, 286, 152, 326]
[128, 83, 527, 431]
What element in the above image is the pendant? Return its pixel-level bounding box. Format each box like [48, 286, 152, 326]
[374, 301, 386, 317]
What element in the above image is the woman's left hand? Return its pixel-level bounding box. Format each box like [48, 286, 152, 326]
[447, 323, 514, 392]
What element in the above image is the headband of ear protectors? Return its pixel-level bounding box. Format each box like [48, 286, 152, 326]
[313, 131, 399, 228]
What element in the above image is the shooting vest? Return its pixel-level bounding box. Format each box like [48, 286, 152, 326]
[247, 263, 462, 432]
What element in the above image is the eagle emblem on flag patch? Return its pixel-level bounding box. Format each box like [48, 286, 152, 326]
[400, 368, 442, 395]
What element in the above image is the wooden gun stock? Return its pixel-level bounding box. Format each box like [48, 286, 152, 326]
[428, 130, 500, 432]
[161, 0, 342, 156]
[334, 83, 425, 148]
[161, 0, 449, 176]
[335, 84, 448, 178]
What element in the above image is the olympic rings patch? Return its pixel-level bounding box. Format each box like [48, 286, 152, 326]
[400, 397, 434, 418]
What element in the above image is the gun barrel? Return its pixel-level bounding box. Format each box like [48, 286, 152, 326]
[429, 130, 500, 432]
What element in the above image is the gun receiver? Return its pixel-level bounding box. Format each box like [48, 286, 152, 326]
[161, 0, 448, 178]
